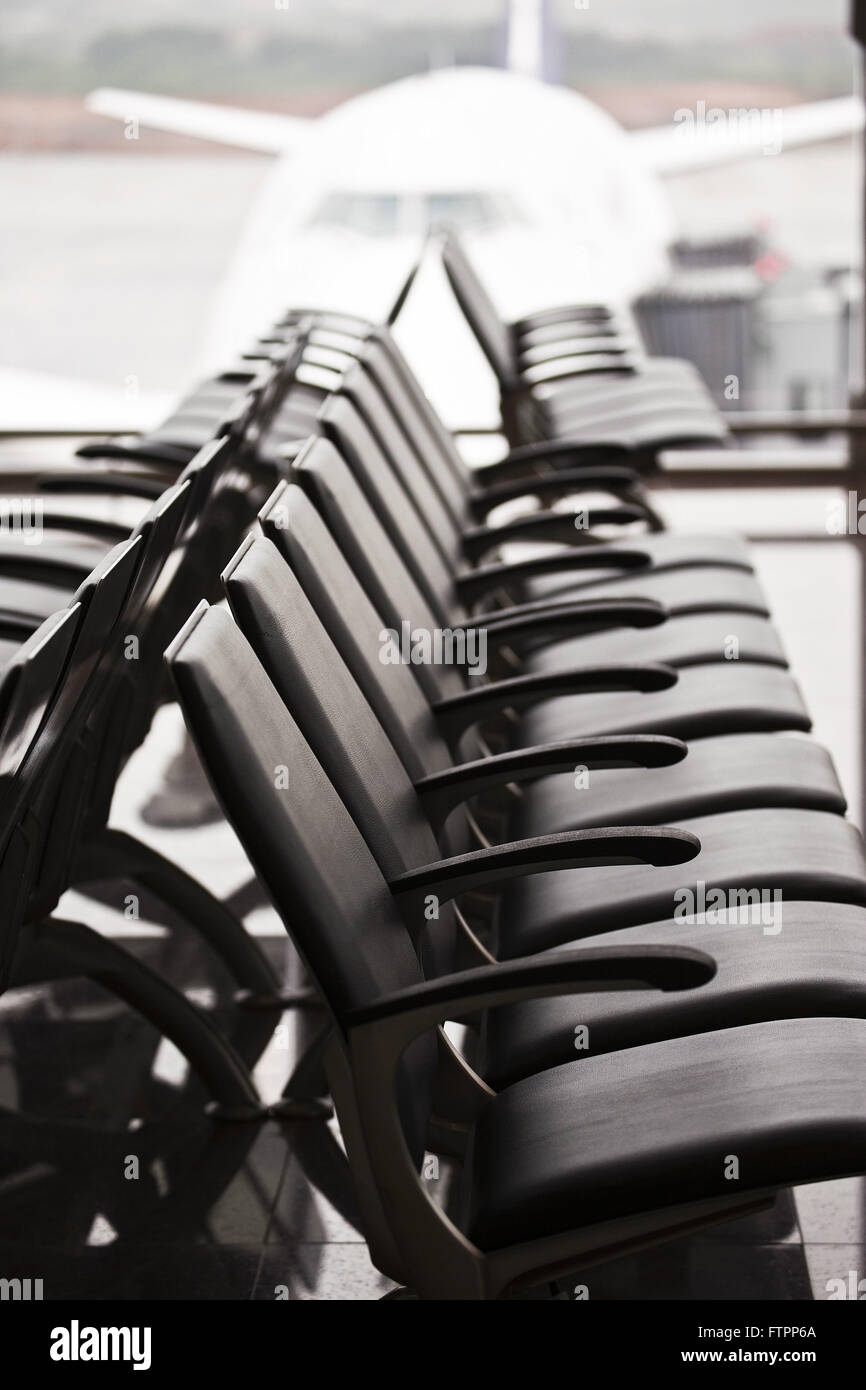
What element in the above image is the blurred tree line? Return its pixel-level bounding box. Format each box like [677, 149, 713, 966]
[0, 21, 853, 104]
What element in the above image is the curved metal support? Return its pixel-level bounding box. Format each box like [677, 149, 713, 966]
[75, 826, 280, 999]
[12, 918, 264, 1118]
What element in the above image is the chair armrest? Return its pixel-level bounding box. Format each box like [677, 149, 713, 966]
[454, 545, 651, 606]
[461, 504, 649, 563]
[468, 593, 661, 627]
[37, 470, 167, 500]
[457, 597, 667, 657]
[519, 336, 637, 368]
[389, 824, 700, 913]
[414, 734, 687, 831]
[346, 944, 715, 1035]
[473, 442, 632, 490]
[467, 463, 644, 519]
[513, 305, 615, 331]
[341, 934, 712, 1291]
[519, 325, 624, 355]
[76, 440, 191, 466]
[432, 663, 677, 740]
[0, 543, 100, 585]
[524, 353, 641, 386]
[37, 510, 132, 542]
[504, 439, 637, 472]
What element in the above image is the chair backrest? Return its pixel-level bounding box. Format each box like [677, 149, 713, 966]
[31, 537, 143, 893]
[360, 332, 471, 518]
[248, 330, 333, 448]
[175, 434, 233, 523]
[28, 438, 241, 915]
[0, 605, 80, 787]
[38, 433, 248, 889]
[123, 434, 243, 753]
[222, 533, 460, 956]
[240, 330, 308, 465]
[128, 478, 194, 623]
[264, 316, 475, 531]
[80, 476, 194, 831]
[0, 536, 143, 972]
[274, 314, 472, 518]
[258, 481, 448, 782]
[318, 393, 457, 627]
[440, 231, 517, 388]
[166, 600, 438, 1168]
[337, 365, 466, 566]
[293, 437, 466, 706]
[64, 538, 144, 706]
[151, 435, 245, 622]
[385, 247, 423, 325]
[0, 603, 82, 985]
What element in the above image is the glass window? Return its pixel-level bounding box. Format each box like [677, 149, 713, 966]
[307, 193, 400, 237]
[306, 190, 524, 238]
[425, 191, 523, 233]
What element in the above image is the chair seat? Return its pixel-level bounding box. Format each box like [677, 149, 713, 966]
[520, 563, 769, 615]
[538, 357, 716, 408]
[545, 354, 710, 389]
[468, 1017, 866, 1251]
[516, 532, 762, 615]
[546, 393, 725, 434]
[514, 662, 810, 744]
[545, 403, 729, 452]
[496, 808, 866, 957]
[507, 734, 845, 837]
[545, 382, 721, 419]
[0, 535, 108, 579]
[483, 901, 866, 1087]
[38, 495, 149, 531]
[0, 577, 77, 631]
[524, 611, 787, 670]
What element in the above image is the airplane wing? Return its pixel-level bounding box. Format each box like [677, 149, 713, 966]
[632, 95, 865, 175]
[86, 88, 310, 154]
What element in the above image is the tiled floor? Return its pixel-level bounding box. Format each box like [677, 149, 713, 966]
[0, 923, 821, 1301]
[2, 511, 866, 1299]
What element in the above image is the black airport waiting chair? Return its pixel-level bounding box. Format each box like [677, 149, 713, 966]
[289, 438, 809, 743]
[213, 528, 866, 1149]
[439, 231, 729, 457]
[0, 539, 261, 1118]
[167, 599, 866, 1300]
[259, 479, 840, 843]
[313, 383, 789, 671]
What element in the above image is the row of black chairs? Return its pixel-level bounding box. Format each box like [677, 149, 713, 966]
[159, 250, 866, 1295]
[0, 341, 323, 1127]
[3, 236, 866, 1298]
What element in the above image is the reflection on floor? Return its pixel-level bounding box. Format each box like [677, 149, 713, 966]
[2, 520, 865, 1300]
[2, 919, 839, 1302]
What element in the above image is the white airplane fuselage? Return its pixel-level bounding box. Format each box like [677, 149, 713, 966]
[200, 67, 675, 373]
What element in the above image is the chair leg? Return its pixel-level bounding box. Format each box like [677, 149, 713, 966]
[268, 1024, 367, 1233]
[11, 918, 266, 1120]
[75, 827, 281, 1000]
[271, 1024, 334, 1121]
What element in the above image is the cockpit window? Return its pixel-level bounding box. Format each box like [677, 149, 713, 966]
[425, 192, 520, 231]
[308, 192, 400, 237]
[306, 190, 523, 238]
